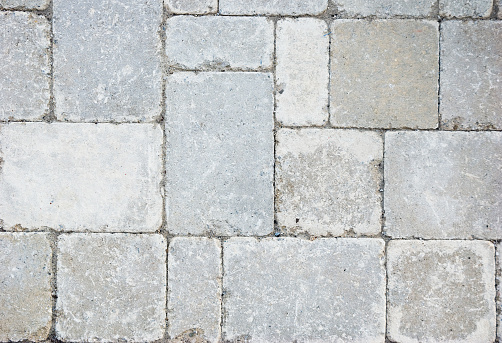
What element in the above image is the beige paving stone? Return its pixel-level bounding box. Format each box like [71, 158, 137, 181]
[439, 0, 493, 17]
[0, 0, 49, 9]
[332, 0, 437, 17]
[166, 0, 217, 14]
[219, 0, 327, 15]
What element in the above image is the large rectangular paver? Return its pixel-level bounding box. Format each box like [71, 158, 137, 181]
[166, 0, 217, 14]
[332, 0, 437, 17]
[0, 0, 49, 9]
[439, 0, 493, 17]
[219, 0, 327, 15]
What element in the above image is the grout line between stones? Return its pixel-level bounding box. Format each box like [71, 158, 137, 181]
[437, 18, 443, 130]
[272, 17, 279, 236]
[47, 230, 61, 343]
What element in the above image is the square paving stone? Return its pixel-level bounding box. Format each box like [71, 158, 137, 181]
[387, 240, 496, 343]
[439, 0, 493, 17]
[166, 0, 217, 14]
[0, 0, 49, 9]
[332, 0, 437, 17]
[219, 0, 327, 15]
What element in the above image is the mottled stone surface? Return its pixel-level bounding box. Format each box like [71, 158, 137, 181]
[276, 19, 329, 126]
[0, 0, 49, 10]
[439, 0, 493, 17]
[56, 234, 166, 342]
[165, 16, 274, 70]
[332, 0, 437, 16]
[0, 12, 50, 120]
[330, 20, 439, 129]
[440, 21, 502, 130]
[219, 0, 327, 15]
[0, 233, 52, 342]
[387, 240, 496, 343]
[276, 129, 383, 236]
[165, 73, 274, 236]
[168, 238, 221, 342]
[0, 123, 163, 232]
[166, 0, 217, 13]
[384, 131, 502, 239]
[223, 238, 386, 343]
[53, 0, 162, 122]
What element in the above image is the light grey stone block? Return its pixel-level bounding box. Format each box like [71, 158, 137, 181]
[165, 16, 274, 70]
[332, 0, 437, 17]
[276, 129, 383, 236]
[330, 20, 439, 129]
[0, 0, 49, 9]
[56, 233, 166, 342]
[165, 72, 274, 236]
[0, 12, 50, 120]
[0, 123, 163, 232]
[0, 233, 52, 342]
[276, 19, 329, 126]
[440, 21, 502, 130]
[384, 131, 502, 239]
[168, 238, 221, 342]
[53, 0, 163, 122]
[219, 0, 327, 15]
[387, 240, 496, 343]
[166, 0, 217, 13]
[439, 0, 493, 17]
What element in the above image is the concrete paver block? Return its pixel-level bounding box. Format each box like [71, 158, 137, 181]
[166, 0, 217, 14]
[219, 0, 327, 15]
[332, 0, 437, 17]
[0, 0, 49, 9]
[439, 0, 493, 17]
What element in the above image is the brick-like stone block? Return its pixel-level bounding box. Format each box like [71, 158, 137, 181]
[0, 233, 52, 342]
[276, 129, 383, 236]
[223, 238, 386, 342]
[56, 233, 166, 341]
[330, 20, 439, 129]
[439, 0, 493, 17]
[440, 21, 502, 130]
[332, 0, 437, 17]
[276, 19, 329, 126]
[53, 0, 163, 122]
[388, 240, 496, 343]
[0, 123, 163, 232]
[165, 16, 274, 70]
[165, 72, 274, 236]
[219, 0, 327, 15]
[0, 0, 49, 10]
[168, 238, 221, 342]
[166, 0, 217, 13]
[0, 12, 50, 120]
[385, 131, 502, 239]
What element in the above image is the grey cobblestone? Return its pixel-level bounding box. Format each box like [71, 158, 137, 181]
[0, 0, 49, 9]
[439, 0, 493, 17]
[219, 0, 328, 15]
[332, 0, 437, 17]
[166, 0, 217, 14]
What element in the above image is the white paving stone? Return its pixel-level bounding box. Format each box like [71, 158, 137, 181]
[166, 0, 217, 13]
[0, 0, 49, 9]
[439, 0, 493, 17]
[219, 0, 327, 15]
[332, 0, 437, 17]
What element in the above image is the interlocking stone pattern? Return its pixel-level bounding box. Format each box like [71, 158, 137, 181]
[0, 0, 501, 342]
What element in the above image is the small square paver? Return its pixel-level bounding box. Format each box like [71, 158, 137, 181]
[332, 0, 437, 17]
[387, 240, 496, 343]
[219, 0, 327, 15]
[168, 238, 222, 342]
[384, 131, 502, 239]
[0, 12, 50, 120]
[223, 238, 386, 342]
[165, 72, 274, 236]
[53, 0, 163, 122]
[440, 21, 502, 130]
[0, 233, 52, 342]
[276, 129, 383, 236]
[0, 0, 49, 9]
[330, 20, 439, 129]
[166, 0, 217, 14]
[56, 233, 166, 342]
[439, 0, 493, 17]
[276, 19, 329, 126]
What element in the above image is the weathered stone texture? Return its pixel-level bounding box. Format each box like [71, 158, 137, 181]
[165, 72, 274, 236]
[219, 0, 327, 15]
[387, 240, 496, 343]
[276, 129, 383, 236]
[56, 234, 166, 342]
[330, 20, 439, 129]
[0, 12, 50, 120]
[166, 0, 217, 14]
[439, 0, 493, 17]
[0, 0, 49, 9]
[440, 21, 502, 130]
[332, 0, 437, 17]
[276, 19, 329, 126]
[223, 238, 386, 343]
[385, 131, 502, 239]
[0, 123, 163, 232]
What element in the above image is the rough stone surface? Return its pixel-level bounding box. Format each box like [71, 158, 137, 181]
[276, 19, 329, 126]
[168, 238, 222, 342]
[223, 238, 386, 342]
[53, 0, 163, 122]
[165, 16, 274, 70]
[0, 233, 52, 342]
[332, 0, 437, 17]
[219, 0, 327, 15]
[276, 129, 383, 236]
[165, 72, 274, 236]
[384, 131, 502, 239]
[387, 240, 496, 343]
[56, 234, 166, 342]
[0, 12, 50, 120]
[166, 0, 217, 13]
[0, 123, 163, 232]
[0, 0, 49, 10]
[440, 21, 502, 130]
[330, 20, 439, 129]
[498, 243, 502, 343]
[439, 0, 493, 17]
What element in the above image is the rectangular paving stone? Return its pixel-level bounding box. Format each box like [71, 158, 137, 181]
[0, 123, 163, 232]
[53, 0, 163, 122]
[223, 238, 386, 343]
[332, 0, 437, 17]
[276, 19, 329, 126]
[219, 0, 327, 15]
[330, 20, 439, 129]
[439, 0, 493, 17]
[56, 233, 166, 342]
[165, 16, 274, 70]
[165, 72, 274, 236]
[384, 131, 502, 239]
[0, 12, 50, 120]
[0, 0, 49, 9]
[166, 0, 217, 13]
[168, 238, 221, 342]
[0, 233, 52, 342]
[388, 240, 496, 343]
[276, 129, 383, 237]
[440, 21, 502, 130]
